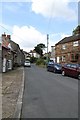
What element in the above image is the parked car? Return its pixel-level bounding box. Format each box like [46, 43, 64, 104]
[62, 63, 80, 80]
[47, 62, 62, 73]
[24, 61, 31, 67]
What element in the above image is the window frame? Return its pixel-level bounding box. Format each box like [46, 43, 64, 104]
[73, 41, 78, 47]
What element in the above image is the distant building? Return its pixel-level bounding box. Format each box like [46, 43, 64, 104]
[23, 51, 31, 61]
[29, 50, 40, 58]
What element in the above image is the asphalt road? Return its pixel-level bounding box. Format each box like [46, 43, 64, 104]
[21, 64, 78, 118]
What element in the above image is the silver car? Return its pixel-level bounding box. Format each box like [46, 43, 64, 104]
[24, 61, 31, 67]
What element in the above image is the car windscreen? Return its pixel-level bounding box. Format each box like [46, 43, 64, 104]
[48, 62, 54, 65]
[54, 64, 61, 67]
[25, 61, 30, 63]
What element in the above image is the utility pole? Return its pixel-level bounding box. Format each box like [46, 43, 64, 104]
[47, 34, 49, 63]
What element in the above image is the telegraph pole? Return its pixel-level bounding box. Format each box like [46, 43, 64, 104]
[47, 34, 49, 63]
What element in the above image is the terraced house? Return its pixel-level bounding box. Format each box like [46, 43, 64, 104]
[2, 33, 25, 72]
[55, 26, 80, 64]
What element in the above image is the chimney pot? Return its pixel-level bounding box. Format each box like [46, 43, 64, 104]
[7, 35, 10, 39]
[2, 32, 6, 37]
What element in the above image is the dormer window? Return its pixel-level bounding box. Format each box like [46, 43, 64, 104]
[73, 41, 78, 46]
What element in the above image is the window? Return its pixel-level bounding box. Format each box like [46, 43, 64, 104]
[71, 54, 75, 60]
[59, 56, 62, 61]
[73, 41, 78, 46]
[75, 54, 79, 60]
[71, 53, 79, 62]
[62, 44, 66, 50]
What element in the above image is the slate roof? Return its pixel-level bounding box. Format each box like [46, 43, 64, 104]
[10, 40, 20, 51]
[55, 34, 80, 45]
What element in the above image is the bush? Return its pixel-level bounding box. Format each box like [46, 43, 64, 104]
[30, 57, 37, 63]
[36, 58, 46, 66]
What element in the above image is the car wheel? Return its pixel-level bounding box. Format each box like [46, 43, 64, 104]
[54, 69, 56, 73]
[62, 70, 65, 76]
[78, 74, 80, 80]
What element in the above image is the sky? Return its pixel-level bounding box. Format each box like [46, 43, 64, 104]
[0, 0, 80, 52]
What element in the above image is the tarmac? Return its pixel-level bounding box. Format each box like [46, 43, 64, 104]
[2, 67, 25, 119]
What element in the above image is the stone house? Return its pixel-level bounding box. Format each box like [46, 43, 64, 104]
[2, 46, 14, 72]
[2, 33, 14, 72]
[20, 49, 25, 65]
[2, 33, 25, 72]
[10, 40, 25, 67]
[55, 26, 80, 64]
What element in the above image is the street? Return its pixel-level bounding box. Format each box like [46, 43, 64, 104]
[21, 64, 78, 118]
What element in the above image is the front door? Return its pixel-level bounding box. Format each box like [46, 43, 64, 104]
[3, 58, 7, 72]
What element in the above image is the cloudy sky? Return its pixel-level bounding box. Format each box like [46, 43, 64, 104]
[0, 0, 79, 52]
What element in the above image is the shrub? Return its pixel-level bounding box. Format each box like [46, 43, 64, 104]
[36, 58, 46, 66]
[30, 57, 37, 63]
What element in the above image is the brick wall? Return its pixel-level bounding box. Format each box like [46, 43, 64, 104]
[55, 40, 80, 64]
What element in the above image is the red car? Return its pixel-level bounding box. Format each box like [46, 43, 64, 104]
[62, 63, 80, 80]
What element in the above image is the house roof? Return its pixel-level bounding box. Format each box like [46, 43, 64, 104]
[73, 25, 80, 34]
[55, 34, 80, 45]
[10, 40, 20, 51]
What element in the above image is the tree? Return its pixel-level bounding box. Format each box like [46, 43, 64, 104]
[73, 25, 80, 35]
[34, 43, 46, 57]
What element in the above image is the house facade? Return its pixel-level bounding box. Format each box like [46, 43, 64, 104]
[20, 49, 25, 65]
[55, 26, 80, 64]
[10, 40, 25, 67]
[2, 33, 14, 72]
[2, 33, 25, 72]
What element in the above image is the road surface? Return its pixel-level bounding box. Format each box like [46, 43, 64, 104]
[21, 64, 78, 118]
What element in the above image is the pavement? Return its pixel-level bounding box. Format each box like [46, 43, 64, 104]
[2, 67, 24, 119]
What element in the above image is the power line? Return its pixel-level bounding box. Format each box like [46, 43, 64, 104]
[0, 24, 27, 42]
[0, 24, 11, 33]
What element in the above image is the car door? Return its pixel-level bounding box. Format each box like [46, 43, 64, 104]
[70, 64, 78, 77]
[48, 62, 54, 71]
[50, 63, 54, 72]
[65, 64, 71, 76]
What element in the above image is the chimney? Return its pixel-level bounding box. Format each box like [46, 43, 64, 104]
[2, 33, 6, 41]
[2, 32, 6, 37]
[7, 35, 11, 40]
